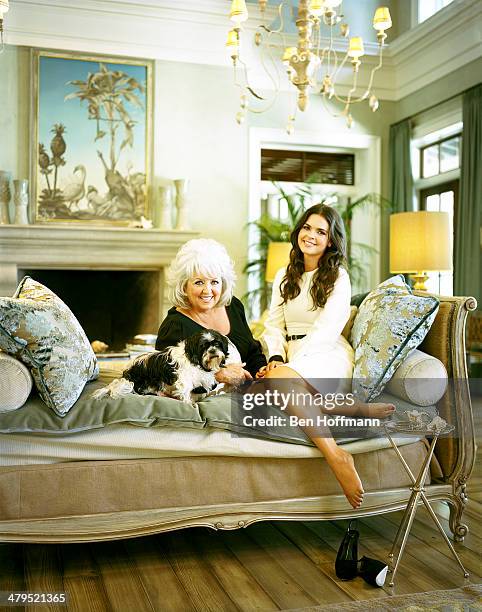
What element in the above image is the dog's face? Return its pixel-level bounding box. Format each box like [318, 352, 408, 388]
[184, 329, 229, 372]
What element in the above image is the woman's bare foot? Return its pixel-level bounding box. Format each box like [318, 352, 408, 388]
[357, 402, 395, 419]
[325, 447, 364, 509]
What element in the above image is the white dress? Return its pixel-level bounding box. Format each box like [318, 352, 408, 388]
[262, 266, 354, 392]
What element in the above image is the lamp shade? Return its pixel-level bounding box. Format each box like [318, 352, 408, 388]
[373, 7, 392, 31]
[390, 211, 452, 273]
[230, 0, 248, 23]
[0, 0, 8, 15]
[348, 37, 365, 58]
[266, 242, 292, 282]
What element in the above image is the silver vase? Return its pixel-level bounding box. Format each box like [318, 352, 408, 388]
[13, 179, 29, 225]
[0, 171, 12, 225]
[174, 178, 189, 230]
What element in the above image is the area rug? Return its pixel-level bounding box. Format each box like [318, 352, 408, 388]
[287, 584, 482, 611]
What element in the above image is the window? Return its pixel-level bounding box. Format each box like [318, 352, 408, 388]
[420, 135, 460, 178]
[418, 0, 455, 23]
[261, 149, 355, 185]
[413, 128, 461, 296]
[420, 181, 458, 295]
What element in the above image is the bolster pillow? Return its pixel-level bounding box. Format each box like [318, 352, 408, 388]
[0, 352, 33, 413]
[385, 349, 448, 407]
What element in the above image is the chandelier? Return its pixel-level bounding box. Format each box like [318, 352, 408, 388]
[226, 0, 392, 131]
[0, 0, 8, 53]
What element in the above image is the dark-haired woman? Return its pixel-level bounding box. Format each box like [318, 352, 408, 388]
[258, 204, 394, 509]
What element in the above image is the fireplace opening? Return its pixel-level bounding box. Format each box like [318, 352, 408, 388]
[19, 269, 161, 351]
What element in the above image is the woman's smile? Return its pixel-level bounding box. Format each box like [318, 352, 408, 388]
[298, 214, 332, 265]
[185, 275, 221, 312]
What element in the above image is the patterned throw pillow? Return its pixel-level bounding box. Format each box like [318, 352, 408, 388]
[0, 277, 98, 416]
[350, 275, 439, 402]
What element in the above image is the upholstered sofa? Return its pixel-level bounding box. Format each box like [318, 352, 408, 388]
[0, 289, 476, 545]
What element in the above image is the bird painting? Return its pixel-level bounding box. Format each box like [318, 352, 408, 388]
[61, 164, 86, 211]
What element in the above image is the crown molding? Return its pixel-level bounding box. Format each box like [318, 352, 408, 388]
[386, 0, 482, 99]
[4, 0, 481, 101]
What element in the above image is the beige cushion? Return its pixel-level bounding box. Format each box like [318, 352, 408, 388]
[385, 349, 448, 407]
[0, 353, 33, 413]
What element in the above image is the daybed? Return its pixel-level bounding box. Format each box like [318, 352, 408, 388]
[0, 293, 477, 544]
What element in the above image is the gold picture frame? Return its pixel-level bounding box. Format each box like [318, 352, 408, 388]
[31, 49, 153, 225]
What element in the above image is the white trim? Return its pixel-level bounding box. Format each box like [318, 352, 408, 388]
[5, 0, 481, 102]
[247, 127, 382, 301]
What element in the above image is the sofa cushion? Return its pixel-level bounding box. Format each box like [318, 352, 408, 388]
[0, 277, 98, 416]
[350, 275, 439, 402]
[385, 348, 448, 407]
[0, 353, 33, 413]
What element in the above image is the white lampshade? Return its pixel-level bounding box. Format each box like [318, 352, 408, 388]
[266, 242, 292, 282]
[309, 0, 325, 16]
[348, 37, 365, 58]
[230, 0, 248, 24]
[390, 212, 452, 273]
[373, 7, 392, 31]
[0, 0, 9, 15]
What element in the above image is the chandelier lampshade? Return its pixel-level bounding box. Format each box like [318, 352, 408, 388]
[348, 37, 365, 58]
[230, 0, 249, 24]
[373, 7, 392, 31]
[226, 1, 393, 131]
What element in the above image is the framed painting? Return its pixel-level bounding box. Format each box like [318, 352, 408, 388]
[31, 50, 153, 225]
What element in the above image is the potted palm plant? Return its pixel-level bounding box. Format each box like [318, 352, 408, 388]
[243, 183, 391, 319]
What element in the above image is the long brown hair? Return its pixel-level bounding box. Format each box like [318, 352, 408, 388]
[279, 204, 347, 309]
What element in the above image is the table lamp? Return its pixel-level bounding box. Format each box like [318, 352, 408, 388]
[265, 242, 292, 282]
[390, 211, 451, 291]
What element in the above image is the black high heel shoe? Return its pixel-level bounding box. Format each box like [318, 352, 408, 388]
[335, 519, 359, 580]
[358, 556, 388, 587]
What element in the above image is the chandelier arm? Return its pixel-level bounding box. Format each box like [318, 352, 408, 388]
[261, 0, 288, 36]
[321, 93, 344, 118]
[258, 31, 282, 93]
[237, 56, 279, 113]
[364, 45, 384, 95]
[328, 46, 340, 79]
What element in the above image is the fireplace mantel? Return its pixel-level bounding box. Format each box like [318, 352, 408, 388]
[0, 224, 198, 297]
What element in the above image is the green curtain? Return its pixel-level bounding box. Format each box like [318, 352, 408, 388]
[389, 119, 414, 212]
[454, 84, 482, 305]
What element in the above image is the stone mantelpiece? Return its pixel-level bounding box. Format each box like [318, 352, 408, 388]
[0, 224, 198, 302]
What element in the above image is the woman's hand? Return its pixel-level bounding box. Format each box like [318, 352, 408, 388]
[215, 363, 252, 386]
[255, 360, 284, 378]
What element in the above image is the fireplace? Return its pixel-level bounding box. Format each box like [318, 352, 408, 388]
[0, 224, 198, 349]
[19, 269, 161, 351]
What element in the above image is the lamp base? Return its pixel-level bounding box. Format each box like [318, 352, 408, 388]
[409, 272, 429, 291]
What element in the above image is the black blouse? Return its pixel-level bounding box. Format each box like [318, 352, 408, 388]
[155, 296, 267, 377]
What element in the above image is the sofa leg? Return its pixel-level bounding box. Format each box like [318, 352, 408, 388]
[448, 480, 469, 542]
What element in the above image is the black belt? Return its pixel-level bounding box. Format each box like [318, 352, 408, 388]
[287, 334, 306, 341]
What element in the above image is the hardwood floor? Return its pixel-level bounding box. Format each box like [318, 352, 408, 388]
[1, 491, 480, 612]
[2, 394, 481, 611]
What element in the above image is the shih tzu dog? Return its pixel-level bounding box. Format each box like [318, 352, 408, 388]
[93, 329, 231, 404]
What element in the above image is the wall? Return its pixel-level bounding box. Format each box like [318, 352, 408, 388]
[0, 44, 396, 297]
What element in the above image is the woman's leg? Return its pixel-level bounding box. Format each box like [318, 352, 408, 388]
[263, 366, 364, 509]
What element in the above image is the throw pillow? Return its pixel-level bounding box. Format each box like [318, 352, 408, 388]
[350, 275, 439, 402]
[0, 276, 98, 416]
[0, 352, 33, 413]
